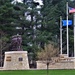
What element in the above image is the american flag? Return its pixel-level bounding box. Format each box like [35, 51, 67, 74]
[69, 7, 75, 13]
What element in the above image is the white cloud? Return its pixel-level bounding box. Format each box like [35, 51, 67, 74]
[34, 0, 43, 5]
[16, 0, 43, 5]
[16, 0, 22, 2]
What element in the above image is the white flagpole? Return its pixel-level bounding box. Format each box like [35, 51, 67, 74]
[60, 16, 62, 55]
[74, 13, 75, 57]
[66, 2, 69, 57]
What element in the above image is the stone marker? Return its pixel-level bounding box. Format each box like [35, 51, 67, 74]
[3, 35, 29, 70]
[4, 51, 29, 70]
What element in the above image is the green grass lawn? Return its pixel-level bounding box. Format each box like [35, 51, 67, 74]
[0, 70, 75, 75]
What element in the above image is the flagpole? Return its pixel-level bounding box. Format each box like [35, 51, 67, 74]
[66, 2, 69, 57]
[60, 16, 62, 55]
[74, 13, 75, 57]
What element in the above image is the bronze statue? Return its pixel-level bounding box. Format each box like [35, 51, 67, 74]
[11, 34, 23, 51]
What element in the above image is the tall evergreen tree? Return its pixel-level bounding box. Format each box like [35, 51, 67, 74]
[0, 0, 17, 36]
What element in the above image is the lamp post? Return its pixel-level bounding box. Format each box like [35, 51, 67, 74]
[60, 16, 63, 55]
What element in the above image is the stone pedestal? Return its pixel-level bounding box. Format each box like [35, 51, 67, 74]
[3, 51, 29, 70]
[59, 54, 68, 58]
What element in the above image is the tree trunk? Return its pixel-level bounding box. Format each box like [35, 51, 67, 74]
[47, 62, 49, 75]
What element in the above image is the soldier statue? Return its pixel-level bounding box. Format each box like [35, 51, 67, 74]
[10, 34, 23, 51]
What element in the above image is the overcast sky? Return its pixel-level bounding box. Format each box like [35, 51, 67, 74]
[16, 0, 43, 5]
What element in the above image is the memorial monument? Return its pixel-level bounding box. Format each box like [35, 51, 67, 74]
[10, 34, 23, 51]
[3, 34, 29, 70]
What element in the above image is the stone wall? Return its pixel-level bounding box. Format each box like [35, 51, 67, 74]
[36, 57, 75, 69]
[3, 51, 29, 70]
[2, 53, 75, 70]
